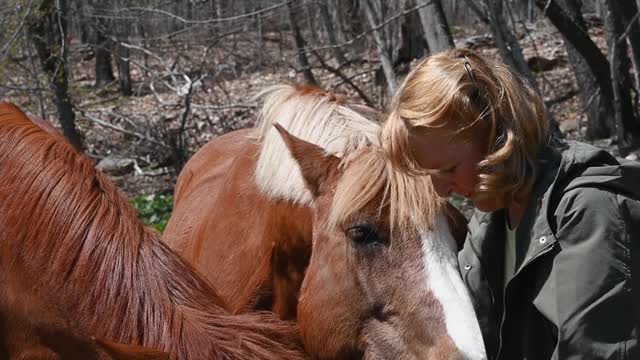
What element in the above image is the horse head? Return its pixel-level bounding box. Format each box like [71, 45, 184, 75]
[275, 124, 486, 359]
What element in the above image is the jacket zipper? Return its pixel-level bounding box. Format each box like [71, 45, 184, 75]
[496, 242, 555, 360]
[467, 236, 500, 360]
[467, 238, 496, 309]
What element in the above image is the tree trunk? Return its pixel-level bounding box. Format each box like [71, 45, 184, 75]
[94, 27, 115, 88]
[78, 12, 92, 44]
[535, 0, 617, 136]
[287, 2, 318, 86]
[604, 0, 640, 155]
[304, 0, 319, 44]
[186, 0, 193, 22]
[416, 0, 455, 54]
[256, 11, 264, 66]
[27, 0, 82, 150]
[619, 0, 640, 103]
[485, 0, 537, 88]
[214, 0, 223, 18]
[528, 0, 535, 22]
[363, 0, 396, 94]
[595, 0, 603, 18]
[461, 0, 490, 25]
[240, 0, 249, 32]
[116, 42, 132, 96]
[535, 1, 613, 97]
[318, 1, 348, 64]
[557, 0, 615, 138]
[396, 4, 427, 76]
[333, 0, 350, 46]
[172, 0, 182, 31]
[24, 29, 47, 120]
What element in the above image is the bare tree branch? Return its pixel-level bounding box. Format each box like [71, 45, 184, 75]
[114, 1, 291, 25]
[305, 1, 433, 54]
[617, 8, 640, 46]
[175, 75, 197, 172]
[191, 103, 256, 110]
[311, 50, 374, 108]
[0, 0, 36, 61]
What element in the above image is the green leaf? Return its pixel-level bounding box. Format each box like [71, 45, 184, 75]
[130, 193, 173, 233]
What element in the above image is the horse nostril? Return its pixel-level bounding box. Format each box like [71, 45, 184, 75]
[371, 303, 392, 322]
[334, 348, 363, 360]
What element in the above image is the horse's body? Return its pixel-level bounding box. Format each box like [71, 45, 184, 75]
[164, 128, 312, 318]
[163, 85, 486, 359]
[0, 103, 306, 359]
[164, 86, 381, 319]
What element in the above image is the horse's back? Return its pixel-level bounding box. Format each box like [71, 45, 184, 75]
[164, 128, 255, 257]
[172, 129, 254, 205]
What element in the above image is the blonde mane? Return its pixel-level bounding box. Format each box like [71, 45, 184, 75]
[328, 149, 445, 232]
[252, 84, 381, 205]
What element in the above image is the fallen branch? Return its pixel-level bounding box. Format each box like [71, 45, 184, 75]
[544, 89, 579, 106]
[80, 112, 170, 149]
[191, 103, 256, 110]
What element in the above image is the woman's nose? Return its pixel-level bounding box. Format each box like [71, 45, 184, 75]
[431, 177, 452, 197]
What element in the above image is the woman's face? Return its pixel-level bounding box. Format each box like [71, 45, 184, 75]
[409, 128, 499, 212]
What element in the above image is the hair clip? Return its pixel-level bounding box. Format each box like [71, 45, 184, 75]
[460, 56, 485, 112]
[462, 56, 478, 84]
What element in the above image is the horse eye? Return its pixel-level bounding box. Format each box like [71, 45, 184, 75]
[345, 224, 380, 246]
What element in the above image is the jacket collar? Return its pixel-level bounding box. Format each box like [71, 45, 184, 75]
[514, 145, 559, 273]
[469, 140, 563, 274]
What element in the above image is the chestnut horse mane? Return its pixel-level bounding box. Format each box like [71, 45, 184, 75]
[0, 104, 304, 359]
[251, 84, 381, 205]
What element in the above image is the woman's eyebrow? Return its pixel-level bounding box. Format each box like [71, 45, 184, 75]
[428, 162, 459, 176]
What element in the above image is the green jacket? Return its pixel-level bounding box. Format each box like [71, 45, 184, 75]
[459, 140, 640, 360]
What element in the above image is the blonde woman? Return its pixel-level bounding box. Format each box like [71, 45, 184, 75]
[382, 48, 640, 359]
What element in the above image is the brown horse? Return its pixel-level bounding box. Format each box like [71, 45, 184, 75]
[163, 85, 486, 359]
[0, 103, 306, 359]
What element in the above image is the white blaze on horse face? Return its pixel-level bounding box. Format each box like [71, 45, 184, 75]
[420, 214, 487, 360]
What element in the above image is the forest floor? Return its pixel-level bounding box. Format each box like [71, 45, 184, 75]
[3, 17, 636, 218]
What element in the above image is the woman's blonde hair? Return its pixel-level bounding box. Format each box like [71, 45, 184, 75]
[382, 48, 549, 206]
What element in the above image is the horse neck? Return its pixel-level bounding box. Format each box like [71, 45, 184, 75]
[0, 119, 304, 359]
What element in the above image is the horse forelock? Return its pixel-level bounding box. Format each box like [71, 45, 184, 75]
[252, 84, 381, 205]
[328, 149, 445, 233]
[0, 104, 304, 359]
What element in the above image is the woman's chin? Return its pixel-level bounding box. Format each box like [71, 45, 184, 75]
[470, 196, 502, 213]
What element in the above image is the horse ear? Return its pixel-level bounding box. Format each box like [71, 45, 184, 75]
[273, 123, 340, 196]
[94, 338, 172, 360]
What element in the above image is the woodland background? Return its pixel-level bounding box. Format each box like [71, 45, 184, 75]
[1, 0, 639, 227]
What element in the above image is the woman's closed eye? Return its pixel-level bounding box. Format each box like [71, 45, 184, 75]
[431, 164, 457, 177]
[442, 165, 457, 173]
